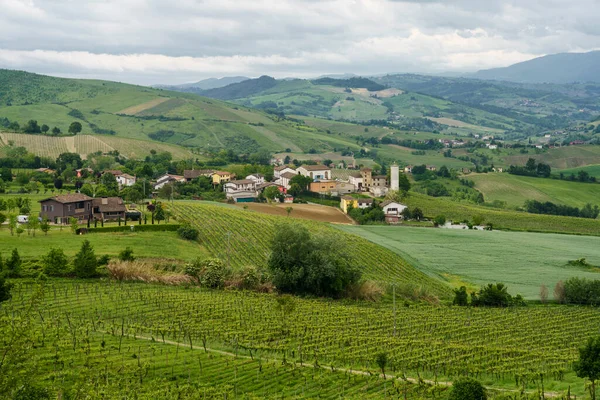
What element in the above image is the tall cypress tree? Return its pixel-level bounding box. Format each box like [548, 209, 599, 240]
[73, 240, 98, 278]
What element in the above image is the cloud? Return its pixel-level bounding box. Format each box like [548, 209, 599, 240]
[0, 0, 597, 84]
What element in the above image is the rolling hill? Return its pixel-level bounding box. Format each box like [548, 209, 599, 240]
[472, 51, 600, 83]
[155, 76, 249, 91]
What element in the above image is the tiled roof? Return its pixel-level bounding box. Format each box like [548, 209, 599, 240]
[299, 164, 330, 171]
[40, 193, 93, 204]
[92, 197, 126, 213]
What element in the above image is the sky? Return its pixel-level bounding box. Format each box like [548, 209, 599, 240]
[0, 0, 599, 85]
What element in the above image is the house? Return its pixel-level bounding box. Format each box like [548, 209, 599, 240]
[380, 200, 407, 224]
[35, 167, 55, 174]
[426, 165, 437, 172]
[570, 140, 585, 145]
[535, 144, 544, 149]
[340, 196, 375, 213]
[212, 171, 232, 185]
[487, 144, 498, 150]
[310, 181, 338, 195]
[154, 174, 185, 190]
[276, 171, 297, 189]
[223, 179, 257, 194]
[92, 197, 127, 221]
[360, 168, 373, 188]
[404, 165, 413, 173]
[184, 169, 214, 182]
[39, 193, 93, 224]
[274, 166, 296, 179]
[104, 170, 124, 176]
[116, 173, 136, 187]
[348, 172, 363, 191]
[246, 174, 265, 185]
[297, 165, 331, 181]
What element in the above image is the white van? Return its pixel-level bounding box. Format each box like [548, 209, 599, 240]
[17, 215, 29, 224]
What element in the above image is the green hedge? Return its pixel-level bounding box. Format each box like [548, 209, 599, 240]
[82, 224, 181, 234]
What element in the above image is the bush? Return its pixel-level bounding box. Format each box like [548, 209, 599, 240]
[563, 277, 600, 305]
[184, 258, 231, 289]
[118, 247, 135, 262]
[97, 254, 111, 266]
[449, 377, 487, 400]
[433, 215, 446, 227]
[0, 273, 13, 304]
[453, 286, 468, 306]
[42, 248, 69, 276]
[5, 248, 21, 277]
[471, 283, 524, 307]
[177, 225, 199, 241]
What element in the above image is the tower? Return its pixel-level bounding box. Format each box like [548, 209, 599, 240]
[390, 163, 399, 191]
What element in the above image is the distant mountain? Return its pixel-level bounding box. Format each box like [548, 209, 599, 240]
[155, 76, 249, 91]
[198, 76, 278, 100]
[472, 51, 600, 84]
[315, 73, 358, 79]
[312, 77, 386, 91]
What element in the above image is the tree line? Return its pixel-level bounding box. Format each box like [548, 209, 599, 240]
[524, 199, 599, 219]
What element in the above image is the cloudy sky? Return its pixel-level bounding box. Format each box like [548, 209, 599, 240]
[0, 0, 598, 85]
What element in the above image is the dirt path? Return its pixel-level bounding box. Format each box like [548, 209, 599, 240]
[112, 332, 560, 398]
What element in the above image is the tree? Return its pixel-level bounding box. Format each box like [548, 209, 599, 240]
[51, 127, 61, 135]
[118, 247, 135, 262]
[289, 174, 312, 193]
[27, 213, 39, 237]
[574, 336, 600, 400]
[472, 215, 485, 226]
[54, 178, 63, 189]
[0, 273, 12, 304]
[73, 240, 98, 278]
[375, 352, 388, 378]
[42, 248, 69, 276]
[101, 173, 119, 194]
[398, 173, 411, 192]
[471, 283, 516, 307]
[70, 217, 79, 234]
[449, 377, 487, 400]
[40, 217, 50, 236]
[154, 203, 165, 224]
[554, 280, 566, 303]
[23, 120, 41, 134]
[288, 183, 303, 197]
[41, 124, 49, 134]
[68, 121, 82, 134]
[5, 248, 21, 277]
[453, 286, 469, 306]
[263, 186, 280, 202]
[0, 213, 6, 228]
[412, 207, 423, 221]
[433, 215, 446, 227]
[525, 158, 537, 172]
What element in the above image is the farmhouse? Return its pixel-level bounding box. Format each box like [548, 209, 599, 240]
[404, 165, 413, 173]
[360, 168, 373, 188]
[184, 169, 214, 182]
[39, 193, 93, 224]
[297, 165, 331, 181]
[154, 174, 185, 190]
[92, 197, 127, 221]
[276, 171, 297, 189]
[116, 173, 136, 187]
[35, 167, 55, 174]
[246, 174, 265, 184]
[380, 200, 407, 224]
[274, 166, 296, 179]
[340, 196, 374, 213]
[348, 172, 363, 191]
[212, 171, 233, 185]
[224, 179, 257, 194]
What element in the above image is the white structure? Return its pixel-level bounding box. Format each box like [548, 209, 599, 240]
[224, 179, 257, 195]
[348, 173, 363, 191]
[276, 171, 297, 189]
[274, 166, 296, 179]
[116, 173, 136, 187]
[390, 164, 399, 191]
[297, 165, 331, 181]
[246, 174, 265, 185]
[380, 200, 407, 223]
[154, 174, 185, 190]
[486, 144, 498, 150]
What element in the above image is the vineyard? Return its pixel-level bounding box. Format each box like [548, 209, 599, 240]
[170, 201, 451, 297]
[2, 280, 599, 398]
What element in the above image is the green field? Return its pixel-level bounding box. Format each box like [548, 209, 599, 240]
[336, 225, 600, 299]
[403, 192, 600, 236]
[558, 164, 600, 178]
[470, 173, 600, 208]
[3, 280, 599, 398]
[500, 146, 600, 169]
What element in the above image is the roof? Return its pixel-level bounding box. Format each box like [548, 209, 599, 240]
[349, 172, 362, 178]
[104, 170, 124, 176]
[380, 200, 404, 208]
[119, 173, 135, 179]
[184, 169, 214, 179]
[227, 179, 256, 185]
[247, 173, 264, 178]
[299, 164, 330, 171]
[281, 171, 297, 179]
[213, 171, 231, 176]
[92, 197, 126, 213]
[257, 182, 281, 190]
[40, 193, 93, 204]
[341, 195, 355, 200]
[274, 165, 294, 172]
[358, 198, 374, 204]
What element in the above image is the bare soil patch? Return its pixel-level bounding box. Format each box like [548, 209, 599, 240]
[118, 97, 169, 115]
[236, 203, 354, 224]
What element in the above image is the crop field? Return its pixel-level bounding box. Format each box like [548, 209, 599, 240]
[377, 144, 473, 169]
[2, 280, 599, 397]
[470, 173, 600, 208]
[501, 145, 600, 169]
[235, 203, 354, 224]
[403, 192, 600, 236]
[117, 97, 170, 115]
[558, 164, 600, 178]
[170, 201, 451, 296]
[337, 225, 600, 299]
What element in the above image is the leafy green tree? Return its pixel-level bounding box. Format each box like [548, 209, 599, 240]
[286, 207, 293, 217]
[289, 174, 312, 193]
[0, 212, 6, 227]
[398, 173, 411, 192]
[23, 120, 41, 134]
[118, 247, 135, 262]
[51, 126, 61, 135]
[42, 248, 69, 276]
[101, 173, 119, 194]
[433, 215, 446, 227]
[40, 124, 49, 134]
[263, 186, 281, 202]
[154, 203, 165, 224]
[288, 183, 303, 197]
[453, 286, 469, 306]
[574, 336, 600, 400]
[69, 217, 79, 235]
[27, 213, 39, 236]
[5, 248, 21, 277]
[412, 207, 423, 221]
[375, 352, 388, 378]
[40, 217, 50, 235]
[68, 121, 82, 134]
[471, 283, 518, 307]
[0, 273, 12, 304]
[53, 178, 63, 189]
[449, 377, 487, 400]
[73, 240, 98, 278]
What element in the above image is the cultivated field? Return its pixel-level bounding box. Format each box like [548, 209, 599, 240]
[337, 225, 600, 299]
[470, 172, 600, 208]
[117, 97, 169, 115]
[235, 202, 354, 224]
[558, 164, 600, 178]
[3, 280, 599, 397]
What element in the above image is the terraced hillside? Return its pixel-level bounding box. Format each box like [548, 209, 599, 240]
[170, 201, 452, 297]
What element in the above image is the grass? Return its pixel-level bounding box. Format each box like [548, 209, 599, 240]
[558, 164, 600, 178]
[500, 145, 600, 169]
[403, 192, 600, 236]
[0, 229, 209, 261]
[470, 172, 600, 208]
[336, 225, 600, 299]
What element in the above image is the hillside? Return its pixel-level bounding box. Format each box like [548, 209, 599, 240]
[155, 76, 249, 91]
[472, 51, 600, 83]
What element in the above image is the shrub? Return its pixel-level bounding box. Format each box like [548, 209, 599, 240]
[107, 261, 191, 285]
[42, 248, 69, 276]
[563, 277, 600, 305]
[5, 248, 21, 277]
[346, 280, 384, 301]
[449, 377, 487, 400]
[453, 286, 469, 306]
[97, 254, 111, 266]
[471, 283, 524, 307]
[177, 225, 199, 241]
[433, 215, 446, 227]
[118, 247, 135, 262]
[201, 259, 230, 289]
[0, 273, 13, 304]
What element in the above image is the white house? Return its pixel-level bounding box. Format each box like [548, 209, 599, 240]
[380, 200, 407, 224]
[297, 165, 331, 181]
[276, 171, 297, 189]
[246, 174, 265, 185]
[223, 179, 257, 195]
[274, 166, 296, 179]
[116, 173, 136, 187]
[154, 174, 185, 190]
[486, 144, 498, 150]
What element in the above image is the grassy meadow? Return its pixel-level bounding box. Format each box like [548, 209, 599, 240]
[470, 172, 600, 208]
[336, 225, 600, 299]
[558, 164, 600, 178]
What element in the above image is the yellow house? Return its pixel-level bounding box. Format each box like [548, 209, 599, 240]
[212, 171, 232, 185]
[340, 196, 358, 213]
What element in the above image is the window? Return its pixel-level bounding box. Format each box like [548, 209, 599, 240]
[42, 205, 47, 212]
[50, 205, 54, 212]
[67, 205, 72, 211]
